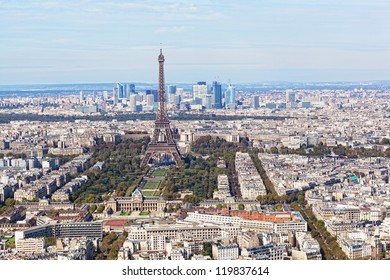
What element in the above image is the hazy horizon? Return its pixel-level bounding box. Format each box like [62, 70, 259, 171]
[1, 79, 389, 87]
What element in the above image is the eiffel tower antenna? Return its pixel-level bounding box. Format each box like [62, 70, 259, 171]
[141, 48, 181, 166]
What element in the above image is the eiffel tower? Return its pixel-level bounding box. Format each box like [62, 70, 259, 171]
[141, 49, 181, 166]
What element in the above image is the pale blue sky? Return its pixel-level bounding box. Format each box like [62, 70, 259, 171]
[0, 0, 389, 84]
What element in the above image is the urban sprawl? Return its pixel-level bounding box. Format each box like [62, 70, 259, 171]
[0, 80, 389, 260]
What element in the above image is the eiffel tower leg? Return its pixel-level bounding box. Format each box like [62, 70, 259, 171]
[141, 151, 154, 166]
[173, 152, 181, 164]
[170, 149, 181, 164]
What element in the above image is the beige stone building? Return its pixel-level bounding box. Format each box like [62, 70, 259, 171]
[107, 189, 166, 213]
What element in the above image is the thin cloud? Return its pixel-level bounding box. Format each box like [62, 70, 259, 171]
[0, 66, 54, 69]
[156, 26, 191, 33]
[1, 0, 389, 84]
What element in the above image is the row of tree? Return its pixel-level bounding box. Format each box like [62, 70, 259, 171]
[161, 136, 242, 200]
[261, 144, 390, 158]
[0, 112, 287, 124]
[0, 198, 16, 215]
[71, 137, 149, 203]
[95, 231, 128, 260]
[249, 149, 278, 196]
[290, 203, 348, 260]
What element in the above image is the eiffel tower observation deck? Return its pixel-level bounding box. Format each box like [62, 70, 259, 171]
[141, 49, 181, 166]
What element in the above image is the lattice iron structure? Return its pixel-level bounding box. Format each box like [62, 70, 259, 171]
[141, 49, 181, 166]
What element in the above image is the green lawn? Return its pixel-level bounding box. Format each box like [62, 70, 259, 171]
[152, 169, 167, 177]
[142, 190, 157, 196]
[6, 236, 15, 248]
[139, 211, 150, 216]
[143, 181, 160, 189]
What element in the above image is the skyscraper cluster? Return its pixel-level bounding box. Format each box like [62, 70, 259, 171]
[191, 81, 236, 109]
[106, 80, 237, 112]
[113, 83, 135, 101]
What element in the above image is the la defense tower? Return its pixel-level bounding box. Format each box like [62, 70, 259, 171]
[141, 49, 181, 166]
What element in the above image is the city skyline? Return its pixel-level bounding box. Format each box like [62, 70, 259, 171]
[1, 0, 390, 85]
[2, 0, 390, 266]
[1, 37, 390, 262]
